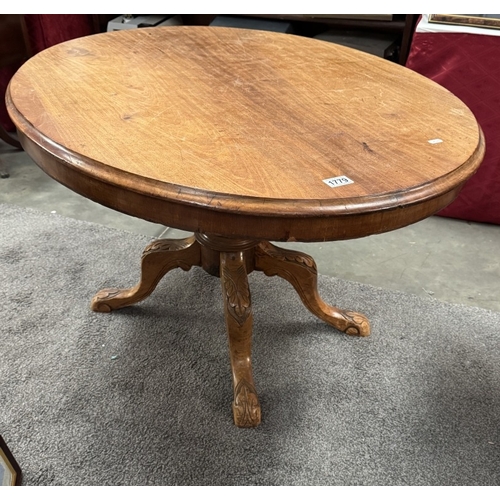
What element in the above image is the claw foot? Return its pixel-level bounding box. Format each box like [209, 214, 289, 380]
[341, 311, 371, 337]
[232, 379, 261, 427]
[91, 288, 129, 312]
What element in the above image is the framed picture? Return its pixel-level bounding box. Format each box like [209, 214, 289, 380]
[0, 435, 22, 486]
[429, 14, 500, 30]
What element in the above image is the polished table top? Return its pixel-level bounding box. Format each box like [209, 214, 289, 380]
[7, 26, 484, 242]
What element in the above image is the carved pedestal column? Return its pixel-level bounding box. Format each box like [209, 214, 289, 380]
[220, 251, 261, 427]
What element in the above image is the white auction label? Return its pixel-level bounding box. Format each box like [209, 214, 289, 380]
[322, 176, 354, 188]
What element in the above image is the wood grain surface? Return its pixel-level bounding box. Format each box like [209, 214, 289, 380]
[7, 26, 485, 241]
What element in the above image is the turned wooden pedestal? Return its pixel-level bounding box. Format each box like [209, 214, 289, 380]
[7, 27, 484, 427]
[90, 234, 370, 427]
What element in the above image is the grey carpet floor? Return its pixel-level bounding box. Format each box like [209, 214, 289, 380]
[1, 203, 499, 486]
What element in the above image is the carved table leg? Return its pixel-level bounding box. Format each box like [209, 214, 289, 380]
[255, 241, 370, 337]
[220, 250, 261, 427]
[91, 236, 201, 312]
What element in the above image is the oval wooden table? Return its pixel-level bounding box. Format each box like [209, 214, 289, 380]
[7, 26, 485, 427]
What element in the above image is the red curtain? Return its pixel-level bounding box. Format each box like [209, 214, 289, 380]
[406, 28, 500, 225]
[1, 14, 94, 131]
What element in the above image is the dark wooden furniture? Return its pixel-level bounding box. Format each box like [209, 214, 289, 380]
[0, 14, 27, 177]
[182, 14, 418, 64]
[0, 14, 26, 150]
[6, 27, 484, 427]
[247, 15, 418, 64]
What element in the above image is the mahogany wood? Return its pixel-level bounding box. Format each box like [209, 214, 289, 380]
[6, 27, 485, 427]
[255, 241, 370, 336]
[91, 236, 201, 312]
[90, 233, 365, 426]
[220, 250, 261, 427]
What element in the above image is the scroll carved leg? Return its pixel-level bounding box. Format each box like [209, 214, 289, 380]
[220, 251, 261, 427]
[91, 236, 201, 312]
[255, 241, 370, 337]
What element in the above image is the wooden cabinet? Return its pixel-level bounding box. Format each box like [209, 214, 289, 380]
[92, 15, 418, 65]
[181, 14, 418, 65]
